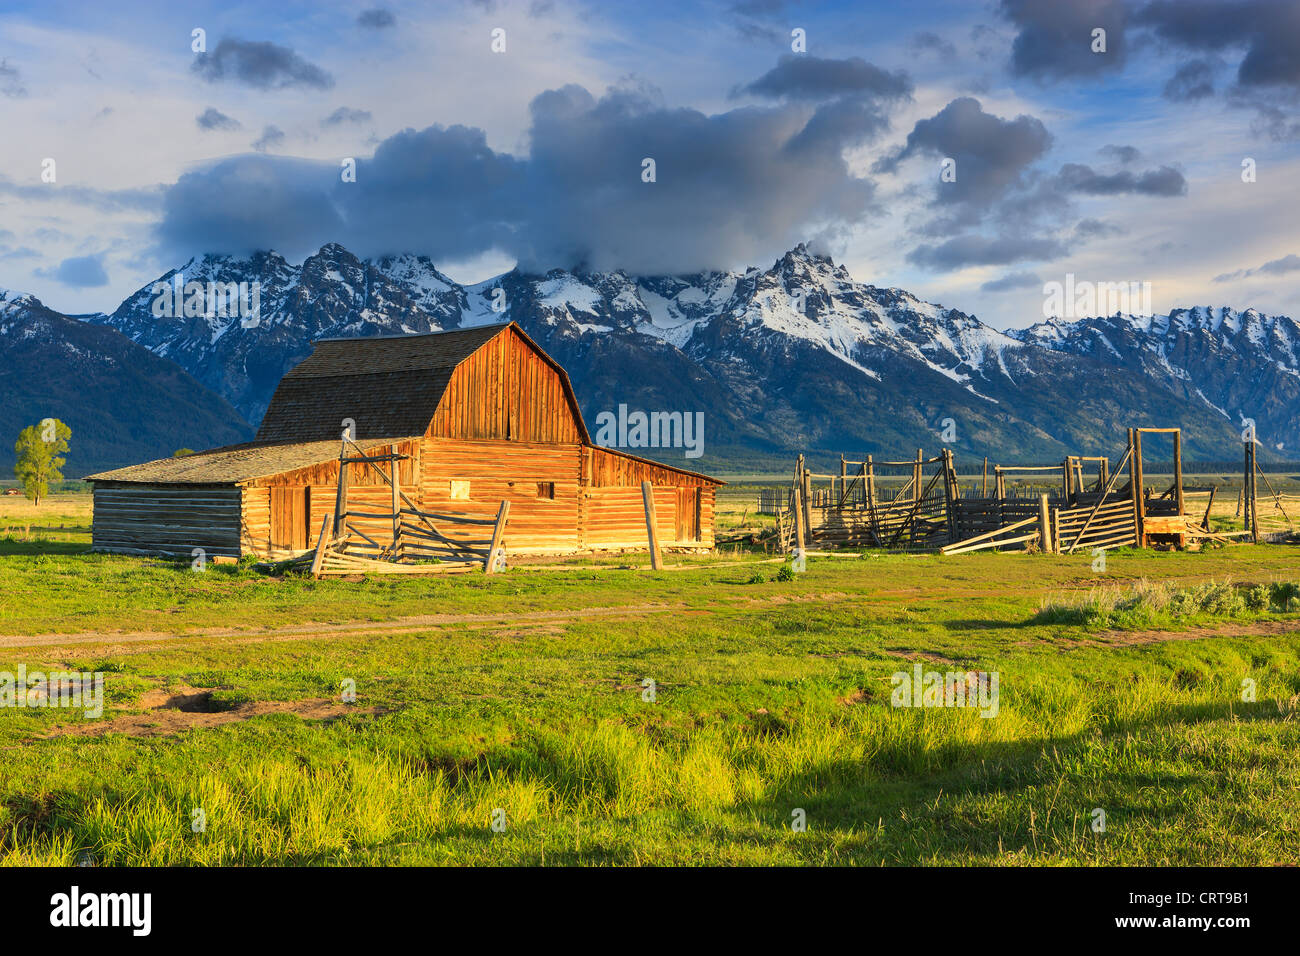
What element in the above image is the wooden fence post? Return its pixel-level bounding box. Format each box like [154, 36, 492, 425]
[332, 440, 350, 540]
[913, 449, 923, 505]
[1038, 493, 1053, 554]
[1132, 428, 1146, 546]
[642, 482, 663, 570]
[942, 448, 957, 544]
[483, 500, 510, 573]
[801, 468, 813, 545]
[1173, 429, 1184, 516]
[390, 443, 402, 559]
[1248, 440, 1259, 543]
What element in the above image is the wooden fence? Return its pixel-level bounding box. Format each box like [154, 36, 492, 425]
[287, 439, 511, 578]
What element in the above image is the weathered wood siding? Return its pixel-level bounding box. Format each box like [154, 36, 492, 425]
[241, 440, 421, 559]
[418, 437, 582, 553]
[93, 482, 242, 557]
[581, 446, 716, 550]
[426, 326, 584, 444]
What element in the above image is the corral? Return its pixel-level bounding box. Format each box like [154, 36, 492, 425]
[769, 427, 1298, 557]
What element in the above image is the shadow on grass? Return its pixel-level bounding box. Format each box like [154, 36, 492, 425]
[0, 538, 89, 557]
[4, 697, 1294, 865]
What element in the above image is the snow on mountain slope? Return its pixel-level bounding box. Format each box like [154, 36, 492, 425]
[86, 241, 1287, 463]
[1012, 306, 1300, 451]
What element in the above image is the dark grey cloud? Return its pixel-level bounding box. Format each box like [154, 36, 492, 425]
[734, 20, 781, 44]
[873, 97, 1052, 212]
[1164, 58, 1216, 100]
[1055, 161, 1188, 196]
[736, 54, 912, 101]
[877, 96, 1184, 273]
[908, 234, 1068, 270]
[251, 125, 286, 152]
[157, 156, 346, 260]
[38, 254, 109, 287]
[192, 38, 334, 91]
[1001, 0, 1129, 81]
[1073, 217, 1125, 241]
[322, 107, 373, 126]
[1248, 99, 1300, 140]
[1136, 1, 1300, 90]
[155, 63, 885, 274]
[356, 8, 395, 29]
[1098, 143, 1141, 163]
[0, 58, 26, 97]
[981, 270, 1043, 292]
[1214, 252, 1300, 282]
[196, 107, 242, 131]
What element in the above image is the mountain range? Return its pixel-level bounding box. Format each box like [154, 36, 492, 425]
[3, 243, 1295, 476]
[0, 288, 252, 476]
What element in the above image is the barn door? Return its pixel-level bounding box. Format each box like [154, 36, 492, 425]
[676, 488, 701, 542]
[270, 486, 309, 551]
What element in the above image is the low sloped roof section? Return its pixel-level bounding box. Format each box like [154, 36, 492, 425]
[86, 437, 415, 485]
[255, 324, 508, 443]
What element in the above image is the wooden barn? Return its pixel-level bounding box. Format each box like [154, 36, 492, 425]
[87, 323, 721, 560]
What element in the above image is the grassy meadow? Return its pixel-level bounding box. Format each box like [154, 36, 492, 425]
[1, 490, 1299, 865]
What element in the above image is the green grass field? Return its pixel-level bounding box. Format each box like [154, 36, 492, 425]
[2, 492, 1299, 865]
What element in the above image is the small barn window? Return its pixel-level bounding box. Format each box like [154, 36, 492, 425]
[450, 479, 471, 500]
[536, 481, 555, 499]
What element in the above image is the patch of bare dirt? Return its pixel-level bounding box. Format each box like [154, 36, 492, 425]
[1023, 618, 1300, 650]
[881, 648, 965, 668]
[42, 684, 381, 739]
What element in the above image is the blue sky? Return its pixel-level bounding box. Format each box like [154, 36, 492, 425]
[1, 0, 1298, 328]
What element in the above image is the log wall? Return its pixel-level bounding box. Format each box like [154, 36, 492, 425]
[93, 482, 243, 558]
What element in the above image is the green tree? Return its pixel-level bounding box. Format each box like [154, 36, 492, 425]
[173, 448, 195, 458]
[14, 418, 71, 506]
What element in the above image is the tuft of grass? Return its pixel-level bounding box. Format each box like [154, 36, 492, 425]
[1034, 578, 1299, 629]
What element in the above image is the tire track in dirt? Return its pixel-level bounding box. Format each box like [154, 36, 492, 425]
[0, 592, 852, 655]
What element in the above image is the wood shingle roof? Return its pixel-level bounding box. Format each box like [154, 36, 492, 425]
[255, 325, 508, 443]
[85, 437, 415, 485]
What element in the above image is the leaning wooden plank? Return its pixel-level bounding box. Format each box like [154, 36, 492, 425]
[642, 481, 663, 570]
[309, 515, 332, 579]
[484, 500, 511, 573]
[401, 509, 499, 526]
[939, 514, 1038, 553]
[942, 531, 1040, 556]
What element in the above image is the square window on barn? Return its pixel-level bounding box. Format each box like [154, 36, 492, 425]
[450, 479, 471, 499]
[536, 481, 556, 499]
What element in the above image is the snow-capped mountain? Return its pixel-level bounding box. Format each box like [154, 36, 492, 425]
[1, 288, 251, 475]
[1013, 307, 1300, 454]
[89, 244, 1285, 466]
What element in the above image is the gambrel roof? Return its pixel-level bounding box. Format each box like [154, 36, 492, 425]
[254, 323, 590, 443]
